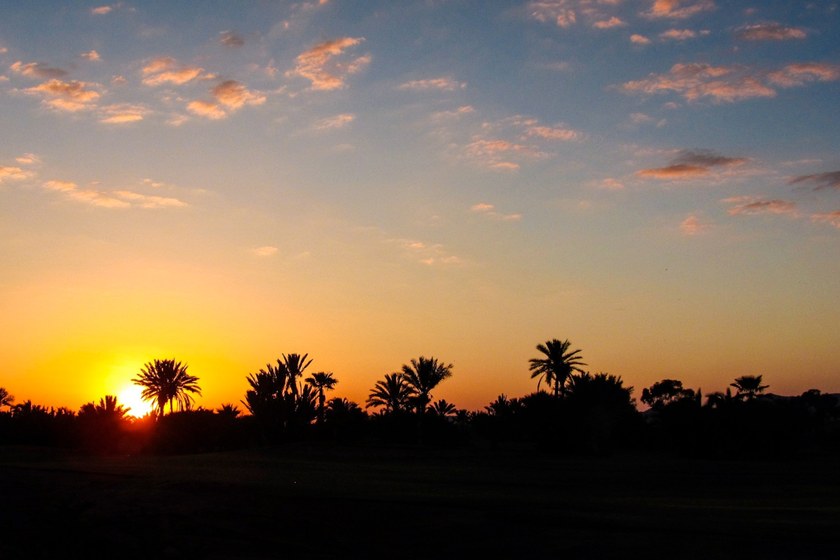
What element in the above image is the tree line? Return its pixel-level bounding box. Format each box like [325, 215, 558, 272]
[1, 339, 839, 458]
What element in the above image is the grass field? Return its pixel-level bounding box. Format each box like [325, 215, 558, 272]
[2, 444, 839, 559]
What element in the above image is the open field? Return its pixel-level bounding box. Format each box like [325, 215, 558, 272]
[2, 444, 840, 559]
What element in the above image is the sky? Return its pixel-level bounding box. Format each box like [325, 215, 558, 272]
[1, 0, 839, 414]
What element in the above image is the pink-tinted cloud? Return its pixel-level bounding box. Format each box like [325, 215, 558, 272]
[470, 202, 522, 221]
[286, 37, 368, 91]
[736, 22, 807, 41]
[43, 180, 187, 208]
[811, 211, 840, 229]
[10, 61, 67, 79]
[397, 77, 466, 91]
[15, 153, 40, 165]
[99, 103, 149, 124]
[645, 0, 714, 19]
[142, 57, 207, 86]
[314, 113, 355, 130]
[112, 190, 188, 208]
[219, 31, 244, 47]
[251, 246, 279, 257]
[598, 178, 625, 190]
[528, 0, 577, 28]
[0, 166, 34, 184]
[81, 50, 101, 62]
[723, 196, 797, 216]
[680, 214, 711, 235]
[593, 16, 625, 29]
[90, 3, 124, 15]
[788, 171, 840, 191]
[212, 80, 266, 109]
[525, 124, 582, 141]
[25, 79, 100, 112]
[767, 63, 840, 88]
[638, 150, 748, 180]
[630, 34, 652, 45]
[659, 29, 701, 41]
[187, 100, 226, 120]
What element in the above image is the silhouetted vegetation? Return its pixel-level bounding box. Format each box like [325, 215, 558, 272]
[1, 341, 839, 459]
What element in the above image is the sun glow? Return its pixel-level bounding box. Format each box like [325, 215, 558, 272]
[117, 384, 154, 418]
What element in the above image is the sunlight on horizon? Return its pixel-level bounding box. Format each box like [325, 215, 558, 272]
[117, 384, 154, 418]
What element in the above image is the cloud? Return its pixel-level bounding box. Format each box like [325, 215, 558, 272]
[15, 153, 41, 165]
[470, 202, 522, 221]
[788, 171, 840, 191]
[593, 16, 625, 29]
[528, 0, 578, 28]
[638, 150, 748, 180]
[464, 138, 544, 171]
[736, 23, 807, 41]
[10, 61, 67, 79]
[81, 50, 101, 62]
[286, 37, 368, 91]
[767, 63, 840, 88]
[251, 246, 279, 257]
[630, 34, 652, 45]
[42, 180, 187, 208]
[598, 178, 625, 190]
[723, 196, 797, 216]
[0, 166, 34, 184]
[25, 79, 100, 112]
[811, 211, 840, 229]
[314, 113, 355, 130]
[680, 214, 710, 235]
[187, 100, 226, 120]
[99, 103, 149, 124]
[91, 4, 121, 15]
[659, 29, 703, 41]
[142, 57, 207, 86]
[212, 80, 266, 109]
[397, 77, 466, 91]
[525, 124, 582, 141]
[431, 105, 475, 121]
[620, 62, 782, 103]
[645, 0, 715, 19]
[219, 31, 244, 47]
[394, 238, 462, 266]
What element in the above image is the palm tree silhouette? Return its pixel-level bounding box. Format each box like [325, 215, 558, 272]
[216, 403, 241, 418]
[366, 373, 412, 413]
[282, 353, 313, 397]
[79, 395, 129, 420]
[529, 338, 586, 396]
[305, 371, 338, 424]
[430, 399, 457, 418]
[133, 359, 201, 416]
[400, 356, 453, 415]
[0, 387, 14, 410]
[730, 375, 769, 400]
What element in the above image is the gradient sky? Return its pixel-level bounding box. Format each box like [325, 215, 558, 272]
[2, 0, 839, 413]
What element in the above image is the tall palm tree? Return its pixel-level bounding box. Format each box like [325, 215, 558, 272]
[282, 353, 313, 397]
[305, 371, 338, 424]
[366, 373, 412, 414]
[400, 356, 453, 415]
[730, 374, 769, 400]
[133, 359, 201, 416]
[529, 338, 586, 397]
[0, 387, 14, 410]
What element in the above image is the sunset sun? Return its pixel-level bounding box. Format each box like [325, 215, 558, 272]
[117, 384, 154, 418]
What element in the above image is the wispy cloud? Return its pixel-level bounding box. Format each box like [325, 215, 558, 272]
[638, 150, 748, 180]
[620, 61, 840, 103]
[680, 214, 711, 235]
[212, 80, 266, 109]
[788, 170, 840, 191]
[470, 202, 522, 221]
[81, 50, 101, 62]
[42, 180, 187, 208]
[251, 246, 279, 257]
[98, 103, 149, 124]
[90, 3, 123, 15]
[397, 77, 466, 91]
[812, 211, 840, 229]
[25, 79, 101, 112]
[314, 113, 355, 130]
[10, 61, 67, 79]
[723, 195, 797, 216]
[630, 34, 652, 45]
[142, 57, 208, 86]
[0, 166, 34, 184]
[659, 28, 708, 41]
[644, 0, 715, 19]
[735, 22, 807, 41]
[392, 238, 462, 266]
[593, 16, 625, 29]
[219, 31, 244, 47]
[15, 153, 41, 165]
[528, 0, 577, 28]
[286, 37, 369, 91]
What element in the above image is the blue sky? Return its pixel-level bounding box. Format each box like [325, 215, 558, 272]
[1, 0, 839, 410]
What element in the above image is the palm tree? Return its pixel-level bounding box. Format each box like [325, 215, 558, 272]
[400, 356, 453, 415]
[133, 359, 201, 417]
[305, 371, 338, 424]
[282, 353, 313, 397]
[216, 403, 241, 418]
[0, 387, 14, 410]
[79, 395, 129, 420]
[366, 373, 413, 413]
[529, 338, 586, 396]
[730, 374, 769, 400]
[430, 399, 457, 418]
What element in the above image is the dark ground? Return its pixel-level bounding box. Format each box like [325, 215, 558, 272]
[2, 444, 839, 559]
